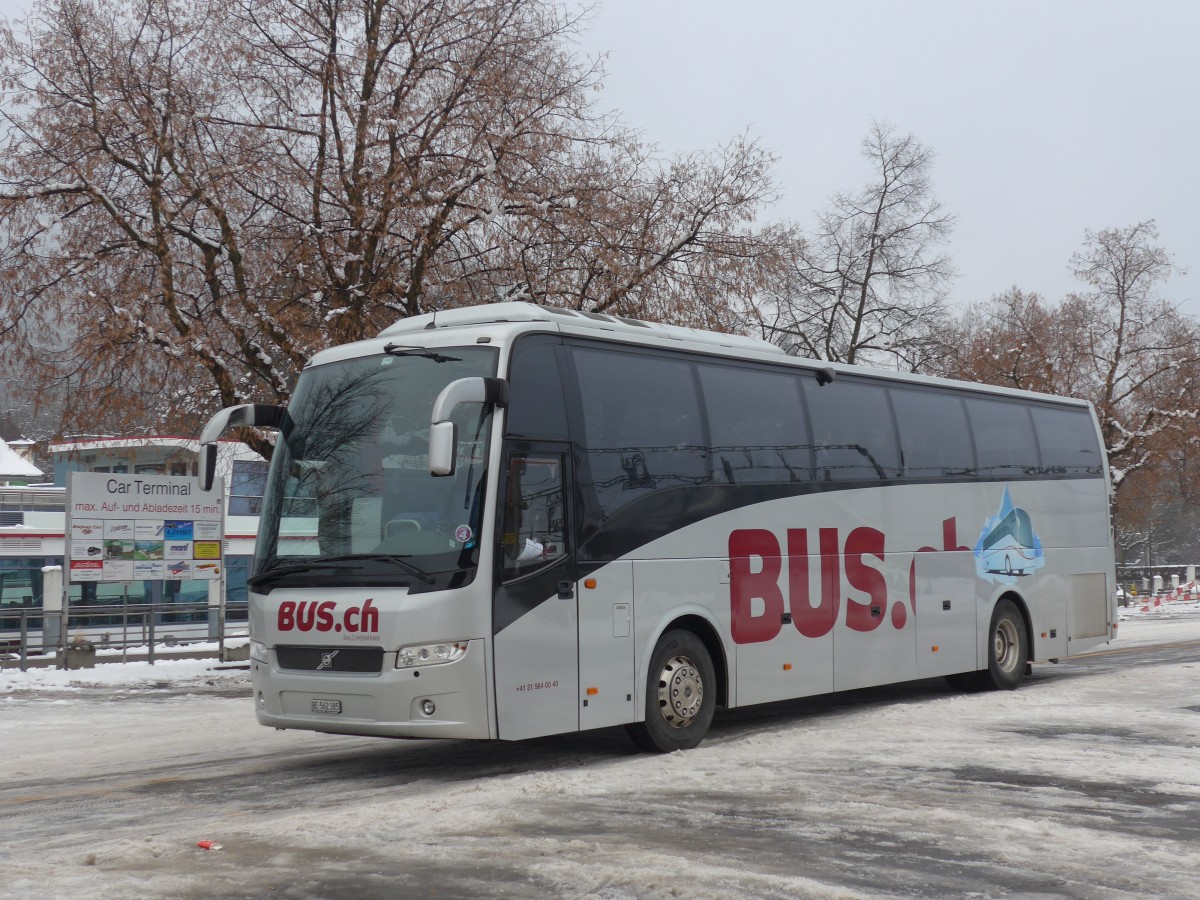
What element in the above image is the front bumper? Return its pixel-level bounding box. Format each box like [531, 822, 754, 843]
[252, 638, 491, 739]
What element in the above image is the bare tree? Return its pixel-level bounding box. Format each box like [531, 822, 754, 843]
[753, 120, 954, 367]
[941, 288, 1098, 395]
[0, 0, 306, 448]
[494, 133, 778, 328]
[1068, 221, 1200, 484]
[0, 0, 777, 447]
[943, 222, 1200, 493]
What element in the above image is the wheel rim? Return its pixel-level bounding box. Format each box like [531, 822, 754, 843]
[656, 654, 704, 728]
[993, 618, 1020, 674]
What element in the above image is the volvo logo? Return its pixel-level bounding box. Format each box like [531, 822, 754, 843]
[316, 650, 340, 670]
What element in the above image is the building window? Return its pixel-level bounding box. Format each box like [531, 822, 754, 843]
[230, 460, 269, 516]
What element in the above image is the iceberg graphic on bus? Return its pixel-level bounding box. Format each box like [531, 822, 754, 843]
[974, 485, 1044, 584]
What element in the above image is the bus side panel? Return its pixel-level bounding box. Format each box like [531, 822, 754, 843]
[732, 549, 834, 706]
[913, 550, 977, 679]
[1017, 563, 1068, 661]
[832, 549, 918, 693]
[1022, 476, 1112, 659]
[1068, 570, 1112, 648]
[629, 557, 734, 715]
[577, 560, 636, 730]
[610, 477, 1112, 712]
[492, 587, 579, 740]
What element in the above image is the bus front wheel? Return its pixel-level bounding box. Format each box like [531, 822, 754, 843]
[626, 629, 716, 753]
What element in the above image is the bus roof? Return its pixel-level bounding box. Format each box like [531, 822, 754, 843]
[305, 302, 1092, 411]
[377, 301, 783, 356]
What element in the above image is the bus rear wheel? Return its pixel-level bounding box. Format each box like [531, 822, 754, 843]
[626, 629, 716, 753]
[985, 598, 1027, 690]
[945, 599, 1028, 692]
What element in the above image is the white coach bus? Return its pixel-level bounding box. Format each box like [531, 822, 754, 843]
[198, 302, 1116, 751]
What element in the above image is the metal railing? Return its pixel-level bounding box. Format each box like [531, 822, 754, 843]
[0, 600, 249, 672]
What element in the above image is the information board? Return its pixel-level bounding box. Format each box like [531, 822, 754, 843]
[66, 472, 225, 583]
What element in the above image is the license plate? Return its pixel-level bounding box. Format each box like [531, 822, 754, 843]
[311, 699, 342, 714]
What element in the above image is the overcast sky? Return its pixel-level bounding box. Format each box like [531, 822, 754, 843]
[2, 0, 1195, 318]
[578, 0, 1199, 316]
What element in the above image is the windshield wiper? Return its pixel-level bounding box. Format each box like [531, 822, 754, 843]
[346, 554, 435, 583]
[382, 343, 460, 363]
[248, 553, 434, 588]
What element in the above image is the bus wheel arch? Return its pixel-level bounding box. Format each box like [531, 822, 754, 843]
[626, 616, 726, 753]
[669, 614, 728, 707]
[946, 592, 1032, 692]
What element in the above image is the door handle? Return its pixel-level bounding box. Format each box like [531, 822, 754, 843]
[558, 581, 575, 600]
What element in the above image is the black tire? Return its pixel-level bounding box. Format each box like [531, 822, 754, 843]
[983, 598, 1028, 690]
[626, 629, 716, 753]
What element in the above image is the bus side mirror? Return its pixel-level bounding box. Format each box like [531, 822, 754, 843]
[429, 421, 458, 476]
[429, 377, 508, 477]
[198, 443, 219, 493]
[197, 403, 289, 491]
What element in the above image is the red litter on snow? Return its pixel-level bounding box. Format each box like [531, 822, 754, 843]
[196, 840, 223, 851]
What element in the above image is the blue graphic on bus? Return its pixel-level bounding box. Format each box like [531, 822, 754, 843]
[974, 485, 1044, 584]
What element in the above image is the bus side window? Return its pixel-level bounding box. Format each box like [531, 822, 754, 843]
[698, 364, 812, 484]
[966, 397, 1040, 478]
[1031, 406, 1103, 475]
[505, 336, 569, 440]
[502, 453, 567, 581]
[802, 377, 902, 482]
[571, 347, 708, 520]
[891, 387, 977, 478]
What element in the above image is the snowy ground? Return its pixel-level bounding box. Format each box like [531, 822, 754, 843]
[2, 600, 1199, 899]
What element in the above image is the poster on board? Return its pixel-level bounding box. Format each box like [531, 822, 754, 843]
[66, 473, 225, 583]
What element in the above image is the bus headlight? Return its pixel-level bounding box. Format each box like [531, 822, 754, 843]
[396, 641, 468, 668]
[249, 640, 269, 664]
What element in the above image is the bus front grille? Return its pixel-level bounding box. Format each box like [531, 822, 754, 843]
[274, 645, 384, 673]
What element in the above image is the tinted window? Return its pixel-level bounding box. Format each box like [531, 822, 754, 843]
[1031, 406, 1102, 474]
[572, 346, 708, 521]
[891, 387, 976, 478]
[501, 452, 567, 582]
[699, 365, 812, 483]
[505, 336, 568, 439]
[802, 377, 901, 481]
[966, 397, 1039, 477]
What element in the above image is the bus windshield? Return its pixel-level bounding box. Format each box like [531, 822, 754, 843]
[253, 346, 499, 589]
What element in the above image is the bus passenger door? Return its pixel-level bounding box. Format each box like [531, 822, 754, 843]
[492, 445, 579, 740]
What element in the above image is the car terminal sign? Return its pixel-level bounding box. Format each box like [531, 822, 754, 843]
[66, 472, 225, 583]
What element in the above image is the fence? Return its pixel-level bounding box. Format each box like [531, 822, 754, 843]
[0, 600, 249, 672]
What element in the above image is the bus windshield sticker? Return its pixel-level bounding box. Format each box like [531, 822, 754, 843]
[454, 525, 473, 544]
[974, 485, 1045, 584]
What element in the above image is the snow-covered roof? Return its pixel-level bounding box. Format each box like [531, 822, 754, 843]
[48, 435, 201, 454]
[0, 437, 44, 478]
